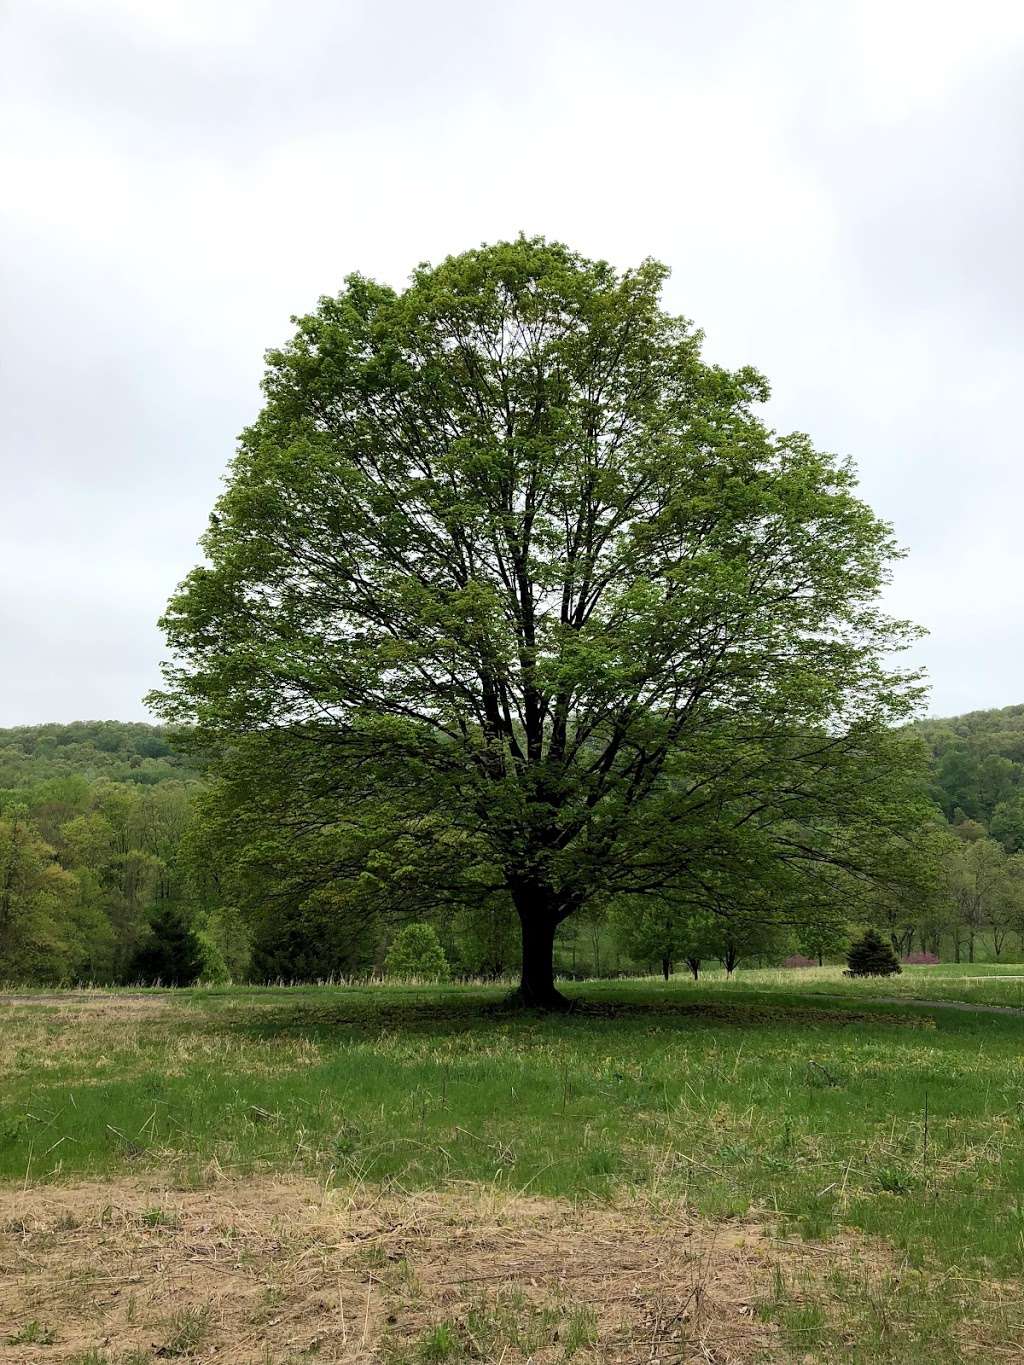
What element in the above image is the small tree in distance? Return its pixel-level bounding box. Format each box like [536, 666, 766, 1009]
[385, 924, 451, 981]
[130, 906, 205, 986]
[846, 929, 902, 978]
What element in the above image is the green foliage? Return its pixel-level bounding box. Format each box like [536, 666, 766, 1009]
[942, 831, 1024, 960]
[0, 811, 79, 982]
[449, 898, 519, 977]
[846, 928, 902, 977]
[128, 906, 205, 986]
[0, 769, 212, 984]
[248, 895, 381, 982]
[151, 235, 925, 1003]
[916, 704, 1024, 825]
[0, 721, 197, 789]
[201, 905, 252, 981]
[385, 923, 450, 981]
[991, 792, 1024, 854]
[796, 919, 848, 965]
[195, 931, 231, 984]
[610, 901, 728, 976]
[4, 698, 1023, 984]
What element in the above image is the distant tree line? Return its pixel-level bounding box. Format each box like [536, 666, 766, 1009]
[0, 723, 224, 984]
[0, 720, 201, 788]
[3, 707, 1024, 986]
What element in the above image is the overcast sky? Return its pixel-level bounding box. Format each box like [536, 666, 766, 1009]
[2, 0, 1022, 727]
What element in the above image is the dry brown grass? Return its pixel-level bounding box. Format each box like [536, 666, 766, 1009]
[0, 1174, 894, 1363]
[0, 993, 172, 1014]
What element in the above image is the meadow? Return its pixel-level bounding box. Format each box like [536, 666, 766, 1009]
[4, 968, 1024, 1362]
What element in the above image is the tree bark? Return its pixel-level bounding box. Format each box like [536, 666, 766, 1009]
[509, 906, 570, 1009]
[661, 956, 671, 981]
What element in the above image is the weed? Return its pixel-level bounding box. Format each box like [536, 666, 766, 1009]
[67, 1354, 151, 1365]
[140, 1205, 177, 1227]
[562, 1305, 598, 1355]
[873, 1165, 915, 1195]
[160, 1303, 212, 1356]
[416, 1321, 460, 1362]
[7, 1319, 57, 1344]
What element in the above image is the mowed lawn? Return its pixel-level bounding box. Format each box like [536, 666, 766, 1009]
[3, 970, 1024, 1362]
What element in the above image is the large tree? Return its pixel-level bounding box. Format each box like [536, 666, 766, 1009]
[153, 237, 924, 1006]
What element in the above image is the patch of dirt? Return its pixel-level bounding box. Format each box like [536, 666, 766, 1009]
[0, 1176, 872, 1363]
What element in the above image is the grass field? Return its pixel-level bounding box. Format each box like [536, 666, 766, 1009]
[3, 968, 1024, 1362]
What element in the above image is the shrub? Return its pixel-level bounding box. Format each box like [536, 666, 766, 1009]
[196, 933, 231, 984]
[902, 951, 940, 965]
[783, 954, 816, 968]
[846, 929, 902, 978]
[385, 923, 450, 981]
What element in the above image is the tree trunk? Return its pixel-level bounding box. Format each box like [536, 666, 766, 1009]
[510, 908, 569, 1009]
[687, 957, 701, 981]
[661, 956, 671, 981]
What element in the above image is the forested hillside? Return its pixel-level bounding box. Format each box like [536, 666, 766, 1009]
[0, 720, 201, 788]
[916, 704, 1024, 848]
[2, 710, 1024, 985]
[0, 722, 233, 985]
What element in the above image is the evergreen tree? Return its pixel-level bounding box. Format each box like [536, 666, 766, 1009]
[846, 928, 901, 977]
[248, 898, 380, 982]
[129, 906, 205, 986]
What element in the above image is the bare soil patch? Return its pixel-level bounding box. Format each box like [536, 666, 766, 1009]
[0, 1175, 879, 1363]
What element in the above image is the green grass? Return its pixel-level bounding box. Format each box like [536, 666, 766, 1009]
[5, 972, 1024, 1358]
[380, 1292, 600, 1364]
[699, 960, 1024, 1008]
[7, 1319, 57, 1345]
[158, 1303, 213, 1357]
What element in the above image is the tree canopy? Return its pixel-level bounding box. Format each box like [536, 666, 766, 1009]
[915, 705, 1024, 834]
[0, 721, 198, 789]
[153, 236, 925, 1005]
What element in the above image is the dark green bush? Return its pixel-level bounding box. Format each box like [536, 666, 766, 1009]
[846, 928, 902, 977]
